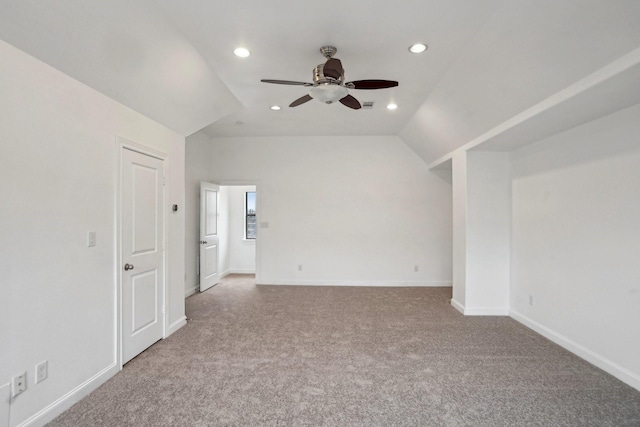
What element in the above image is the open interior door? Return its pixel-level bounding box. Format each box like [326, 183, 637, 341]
[200, 182, 219, 292]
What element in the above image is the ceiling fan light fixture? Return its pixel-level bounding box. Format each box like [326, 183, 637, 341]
[309, 84, 348, 104]
[270, 105, 281, 111]
[408, 43, 428, 54]
[387, 103, 398, 110]
[233, 47, 251, 58]
[261, 45, 398, 110]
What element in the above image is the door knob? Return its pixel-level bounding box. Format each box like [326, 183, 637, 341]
[124, 263, 134, 271]
[200, 240, 208, 244]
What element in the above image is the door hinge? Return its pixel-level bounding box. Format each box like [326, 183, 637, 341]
[162, 305, 166, 315]
[163, 176, 166, 186]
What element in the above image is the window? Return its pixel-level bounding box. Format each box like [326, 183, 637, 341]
[245, 191, 256, 239]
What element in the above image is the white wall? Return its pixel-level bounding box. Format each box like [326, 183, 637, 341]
[184, 131, 213, 296]
[227, 185, 256, 274]
[451, 151, 511, 315]
[465, 152, 511, 314]
[451, 151, 467, 307]
[0, 40, 186, 426]
[510, 103, 640, 390]
[205, 135, 452, 286]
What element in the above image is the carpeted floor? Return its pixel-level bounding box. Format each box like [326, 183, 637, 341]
[49, 274, 640, 426]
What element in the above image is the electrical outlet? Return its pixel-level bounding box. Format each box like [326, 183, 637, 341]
[529, 295, 534, 306]
[414, 265, 419, 272]
[87, 231, 96, 247]
[35, 361, 48, 384]
[11, 372, 27, 397]
[298, 265, 302, 271]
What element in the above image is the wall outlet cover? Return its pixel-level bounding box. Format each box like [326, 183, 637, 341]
[35, 360, 48, 384]
[11, 372, 27, 397]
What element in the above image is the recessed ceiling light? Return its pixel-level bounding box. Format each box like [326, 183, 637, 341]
[408, 43, 428, 54]
[387, 103, 398, 110]
[270, 105, 281, 111]
[234, 47, 251, 58]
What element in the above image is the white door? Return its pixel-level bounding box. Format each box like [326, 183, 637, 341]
[121, 147, 165, 364]
[200, 182, 220, 291]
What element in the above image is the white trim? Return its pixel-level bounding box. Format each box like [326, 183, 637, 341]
[16, 363, 118, 427]
[228, 269, 256, 275]
[450, 298, 465, 314]
[450, 299, 508, 316]
[185, 284, 199, 298]
[463, 307, 509, 316]
[217, 270, 256, 279]
[428, 46, 640, 170]
[510, 309, 640, 392]
[256, 279, 452, 287]
[167, 316, 187, 336]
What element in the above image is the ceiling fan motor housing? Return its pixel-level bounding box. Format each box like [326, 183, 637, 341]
[311, 61, 347, 103]
[313, 64, 344, 85]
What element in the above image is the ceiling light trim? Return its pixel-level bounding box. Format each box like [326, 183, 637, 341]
[233, 47, 251, 58]
[408, 43, 428, 54]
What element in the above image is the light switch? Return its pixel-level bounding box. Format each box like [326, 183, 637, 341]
[260, 222, 269, 229]
[87, 231, 96, 247]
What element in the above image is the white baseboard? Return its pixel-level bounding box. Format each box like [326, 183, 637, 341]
[449, 299, 508, 316]
[17, 362, 118, 427]
[256, 279, 452, 287]
[451, 298, 465, 314]
[184, 284, 198, 298]
[185, 271, 255, 298]
[167, 316, 187, 337]
[228, 269, 255, 275]
[510, 309, 640, 392]
[465, 307, 509, 316]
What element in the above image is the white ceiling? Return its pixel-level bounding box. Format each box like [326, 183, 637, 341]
[1, 0, 639, 163]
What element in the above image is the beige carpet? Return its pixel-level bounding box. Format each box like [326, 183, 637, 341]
[50, 274, 640, 426]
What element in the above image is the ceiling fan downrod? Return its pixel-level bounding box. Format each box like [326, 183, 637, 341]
[320, 45, 337, 59]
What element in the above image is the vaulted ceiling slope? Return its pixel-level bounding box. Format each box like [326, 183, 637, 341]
[1, 1, 639, 164]
[0, 0, 242, 136]
[400, 1, 640, 164]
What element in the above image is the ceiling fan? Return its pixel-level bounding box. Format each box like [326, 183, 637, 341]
[261, 46, 398, 110]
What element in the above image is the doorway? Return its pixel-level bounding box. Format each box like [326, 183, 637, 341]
[199, 183, 258, 290]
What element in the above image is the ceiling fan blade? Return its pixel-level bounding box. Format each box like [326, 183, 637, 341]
[323, 58, 344, 80]
[347, 79, 399, 90]
[289, 94, 313, 107]
[261, 79, 313, 86]
[339, 94, 361, 110]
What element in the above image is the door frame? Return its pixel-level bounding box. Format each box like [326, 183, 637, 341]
[116, 136, 169, 369]
[212, 180, 262, 284]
